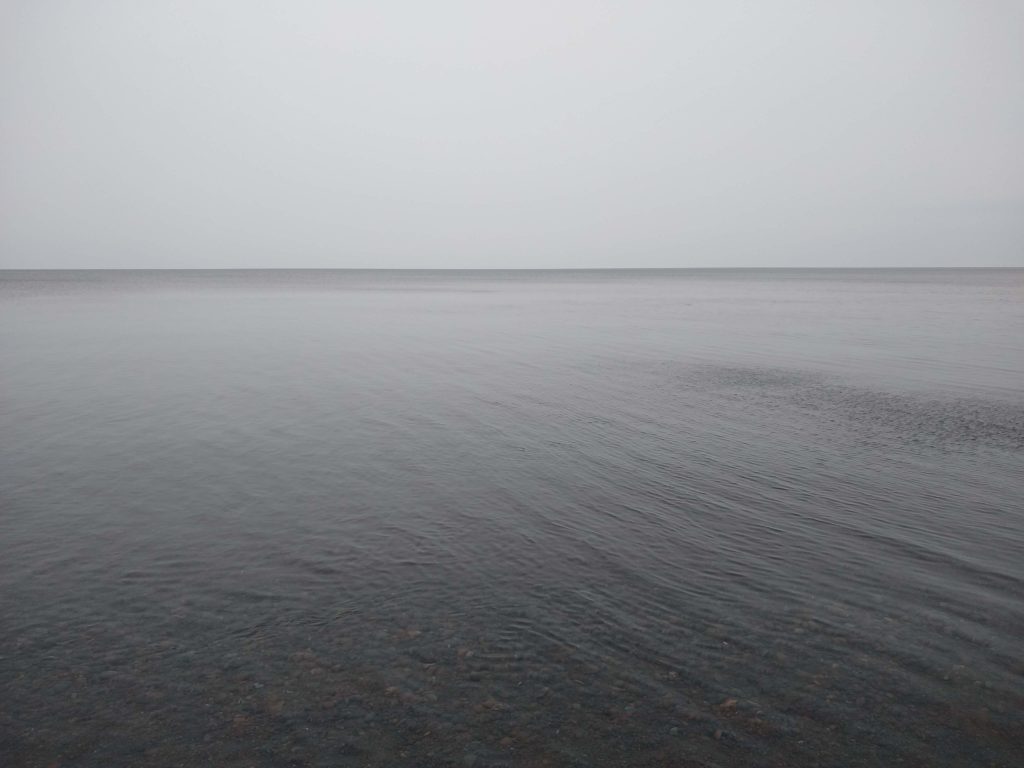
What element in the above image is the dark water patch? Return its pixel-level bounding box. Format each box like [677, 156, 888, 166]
[685, 364, 1024, 450]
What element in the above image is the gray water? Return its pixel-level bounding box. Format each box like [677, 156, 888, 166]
[2, 269, 1022, 767]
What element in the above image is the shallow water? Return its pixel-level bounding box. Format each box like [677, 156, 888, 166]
[2, 269, 1022, 767]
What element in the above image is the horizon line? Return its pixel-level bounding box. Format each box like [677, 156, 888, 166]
[2, 265, 1022, 272]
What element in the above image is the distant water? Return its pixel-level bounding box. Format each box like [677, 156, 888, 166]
[2, 269, 1022, 767]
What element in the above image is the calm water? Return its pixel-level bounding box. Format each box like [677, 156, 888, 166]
[2, 269, 1022, 767]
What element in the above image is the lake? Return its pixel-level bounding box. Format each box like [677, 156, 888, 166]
[2, 269, 1022, 766]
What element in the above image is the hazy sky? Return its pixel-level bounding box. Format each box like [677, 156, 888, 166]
[1, 1, 1021, 268]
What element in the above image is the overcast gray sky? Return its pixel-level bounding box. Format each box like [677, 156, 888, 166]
[1, 1, 1021, 269]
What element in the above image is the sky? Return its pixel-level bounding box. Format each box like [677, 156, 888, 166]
[1, 1, 1021, 269]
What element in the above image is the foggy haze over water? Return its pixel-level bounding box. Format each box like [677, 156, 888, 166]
[3, 3, 1024, 767]
[2, 1, 1023, 269]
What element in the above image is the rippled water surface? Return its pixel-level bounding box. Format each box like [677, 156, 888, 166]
[2, 269, 1023, 767]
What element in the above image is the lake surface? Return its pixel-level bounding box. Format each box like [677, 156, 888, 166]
[2, 269, 1022, 767]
